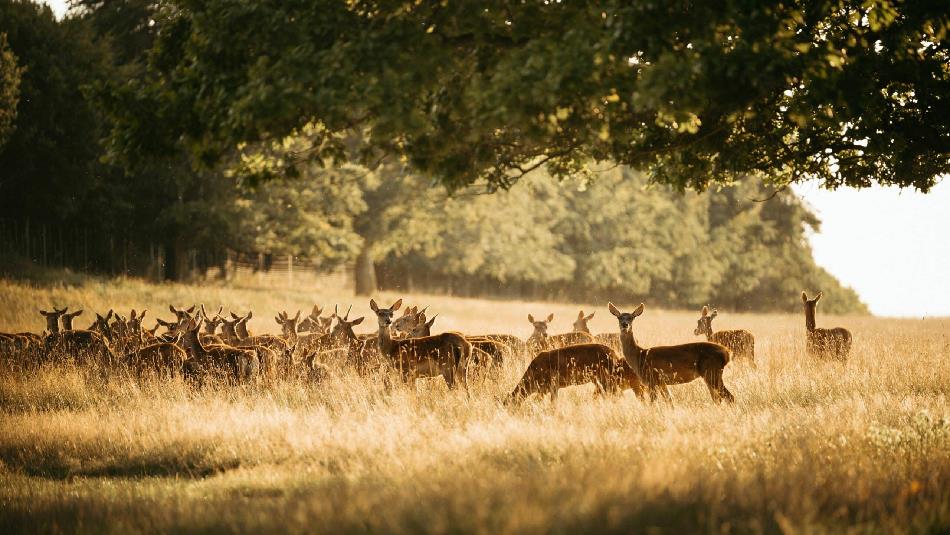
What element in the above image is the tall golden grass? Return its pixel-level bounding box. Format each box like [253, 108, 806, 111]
[1, 274, 948, 534]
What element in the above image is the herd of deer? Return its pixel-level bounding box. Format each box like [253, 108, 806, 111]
[0, 291, 852, 405]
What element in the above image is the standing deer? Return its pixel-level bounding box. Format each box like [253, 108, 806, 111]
[802, 291, 852, 360]
[409, 314, 506, 367]
[39, 306, 68, 334]
[527, 313, 595, 351]
[370, 298, 471, 389]
[180, 314, 259, 384]
[507, 342, 644, 403]
[693, 306, 755, 364]
[608, 303, 734, 404]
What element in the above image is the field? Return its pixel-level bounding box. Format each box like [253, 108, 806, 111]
[1, 274, 949, 534]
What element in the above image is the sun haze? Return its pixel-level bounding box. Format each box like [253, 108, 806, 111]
[795, 179, 950, 318]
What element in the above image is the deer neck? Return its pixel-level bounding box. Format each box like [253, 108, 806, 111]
[377, 324, 396, 355]
[618, 328, 644, 365]
[182, 330, 207, 359]
[804, 305, 817, 331]
[46, 318, 60, 334]
[221, 324, 239, 344]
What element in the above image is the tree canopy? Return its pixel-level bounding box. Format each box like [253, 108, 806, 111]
[0, 31, 21, 147]
[103, 0, 950, 192]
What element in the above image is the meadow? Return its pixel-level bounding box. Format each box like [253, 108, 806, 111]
[0, 273, 948, 534]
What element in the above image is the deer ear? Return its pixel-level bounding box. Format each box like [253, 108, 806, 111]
[801, 291, 808, 302]
[75, 309, 84, 317]
[186, 305, 196, 313]
[815, 291, 823, 301]
[139, 310, 146, 320]
[427, 315, 437, 327]
[546, 313, 554, 323]
[578, 310, 585, 320]
[351, 316, 365, 326]
[528, 314, 535, 323]
[586, 312, 595, 321]
[274, 316, 282, 325]
[607, 303, 620, 317]
[701, 305, 708, 317]
[294, 310, 301, 322]
[312, 305, 321, 316]
[417, 312, 426, 323]
[391, 298, 403, 311]
[369, 299, 379, 313]
[632, 303, 645, 317]
[169, 305, 177, 314]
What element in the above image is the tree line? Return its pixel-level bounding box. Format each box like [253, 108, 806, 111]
[0, 1, 878, 313]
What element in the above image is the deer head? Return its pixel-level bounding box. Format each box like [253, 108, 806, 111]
[330, 304, 365, 344]
[370, 298, 403, 328]
[89, 310, 115, 338]
[61, 309, 84, 331]
[39, 306, 68, 334]
[802, 291, 823, 330]
[274, 310, 302, 337]
[527, 313, 555, 338]
[607, 302, 645, 332]
[572, 310, 595, 334]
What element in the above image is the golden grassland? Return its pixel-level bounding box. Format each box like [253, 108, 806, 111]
[1, 274, 949, 534]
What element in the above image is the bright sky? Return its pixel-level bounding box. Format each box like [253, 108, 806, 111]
[794, 180, 950, 318]
[38, 0, 950, 317]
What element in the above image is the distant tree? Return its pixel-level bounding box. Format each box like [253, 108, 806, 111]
[0, 32, 22, 147]
[0, 2, 109, 225]
[104, 1, 949, 193]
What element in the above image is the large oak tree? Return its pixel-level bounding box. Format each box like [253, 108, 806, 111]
[104, 1, 949, 192]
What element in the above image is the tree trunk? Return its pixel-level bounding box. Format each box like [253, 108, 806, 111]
[354, 245, 378, 296]
[164, 237, 190, 282]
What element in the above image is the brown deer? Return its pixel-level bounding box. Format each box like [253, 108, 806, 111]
[60, 309, 84, 330]
[802, 291, 852, 360]
[223, 309, 293, 366]
[409, 314, 506, 367]
[507, 343, 645, 403]
[325, 306, 375, 372]
[571, 310, 622, 353]
[370, 298, 472, 388]
[527, 313, 595, 351]
[180, 314, 259, 384]
[122, 335, 187, 379]
[296, 305, 333, 335]
[39, 306, 68, 334]
[694, 306, 755, 364]
[608, 303, 734, 404]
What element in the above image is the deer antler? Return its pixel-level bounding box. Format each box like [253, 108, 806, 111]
[344, 304, 352, 321]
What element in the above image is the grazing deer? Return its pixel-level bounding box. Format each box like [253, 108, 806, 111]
[802, 291, 852, 360]
[527, 313, 595, 351]
[608, 303, 734, 404]
[409, 314, 506, 367]
[39, 306, 68, 334]
[694, 306, 755, 364]
[370, 298, 471, 388]
[123, 336, 187, 379]
[507, 343, 645, 403]
[180, 315, 259, 384]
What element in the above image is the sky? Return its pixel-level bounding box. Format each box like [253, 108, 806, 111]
[793, 180, 950, 318]
[38, 0, 950, 318]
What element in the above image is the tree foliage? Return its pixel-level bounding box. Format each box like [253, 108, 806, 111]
[103, 0, 950, 193]
[0, 31, 21, 147]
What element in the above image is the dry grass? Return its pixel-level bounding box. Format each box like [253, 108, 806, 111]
[1, 274, 949, 534]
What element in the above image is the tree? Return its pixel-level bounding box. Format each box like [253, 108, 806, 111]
[104, 1, 949, 193]
[0, 31, 21, 147]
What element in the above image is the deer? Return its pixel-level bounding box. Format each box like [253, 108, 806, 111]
[527, 313, 595, 352]
[60, 309, 84, 330]
[121, 333, 187, 380]
[39, 306, 68, 334]
[693, 306, 755, 364]
[296, 305, 333, 335]
[42, 307, 115, 369]
[409, 313, 507, 367]
[214, 308, 288, 380]
[507, 343, 645, 403]
[87, 310, 115, 341]
[325, 305, 375, 372]
[571, 310, 622, 353]
[608, 303, 734, 404]
[802, 291, 852, 360]
[179, 313, 259, 384]
[370, 298, 472, 388]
